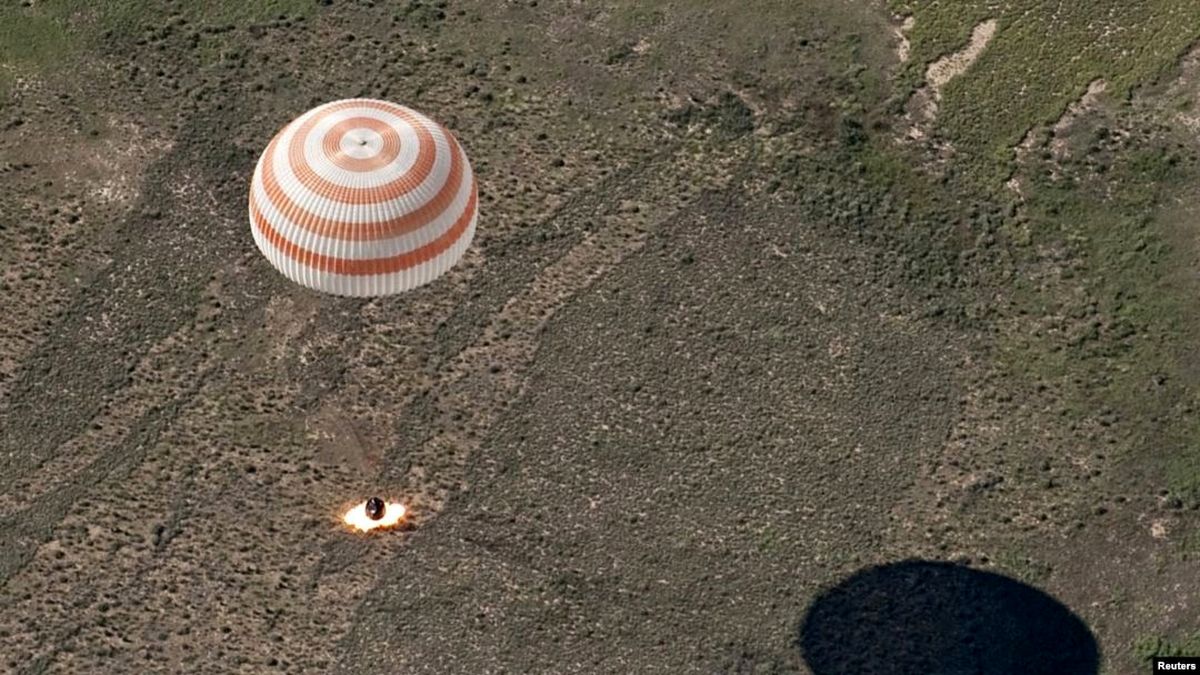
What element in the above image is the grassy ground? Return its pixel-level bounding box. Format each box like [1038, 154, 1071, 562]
[1135, 632, 1200, 660]
[3, 0, 1200, 672]
[0, 0, 314, 94]
[1006, 137, 1200, 509]
[773, 2, 1200, 666]
[894, 0, 1200, 189]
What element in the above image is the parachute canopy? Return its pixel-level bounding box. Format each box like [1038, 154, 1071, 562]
[249, 98, 477, 297]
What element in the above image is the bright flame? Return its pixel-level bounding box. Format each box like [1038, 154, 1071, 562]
[343, 500, 407, 532]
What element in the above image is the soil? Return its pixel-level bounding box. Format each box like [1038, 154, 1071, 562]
[1, 2, 1199, 674]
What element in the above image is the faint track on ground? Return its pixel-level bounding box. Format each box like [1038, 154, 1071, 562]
[321, 138, 716, 539]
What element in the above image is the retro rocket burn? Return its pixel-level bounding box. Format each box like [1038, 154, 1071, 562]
[343, 497, 407, 532]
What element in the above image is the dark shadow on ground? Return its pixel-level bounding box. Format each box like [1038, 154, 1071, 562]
[798, 560, 1099, 675]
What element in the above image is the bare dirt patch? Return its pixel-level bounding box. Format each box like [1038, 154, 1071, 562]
[1009, 78, 1109, 194]
[903, 19, 998, 141]
[0, 77, 175, 405]
[1050, 79, 1108, 156]
[926, 20, 997, 92]
[893, 15, 915, 65]
[1166, 44, 1200, 132]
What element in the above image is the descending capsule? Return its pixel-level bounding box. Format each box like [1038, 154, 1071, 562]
[248, 98, 478, 297]
[365, 496, 385, 521]
[343, 498, 406, 532]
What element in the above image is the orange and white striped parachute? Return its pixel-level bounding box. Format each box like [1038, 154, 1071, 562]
[249, 98, 477, 297]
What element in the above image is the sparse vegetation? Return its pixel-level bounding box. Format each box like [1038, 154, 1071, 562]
[993, 549, 1054, 585]
[3, 1, 1200, 673]
[0, 0, 314, 93]
[894, 0, 1200, 189]
[1134, 633, 1200, 660]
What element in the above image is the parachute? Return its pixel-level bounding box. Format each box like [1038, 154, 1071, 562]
[248, 98, 478, 297]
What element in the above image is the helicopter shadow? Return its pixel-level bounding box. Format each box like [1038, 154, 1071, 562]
[798, 560, 1099, 675]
